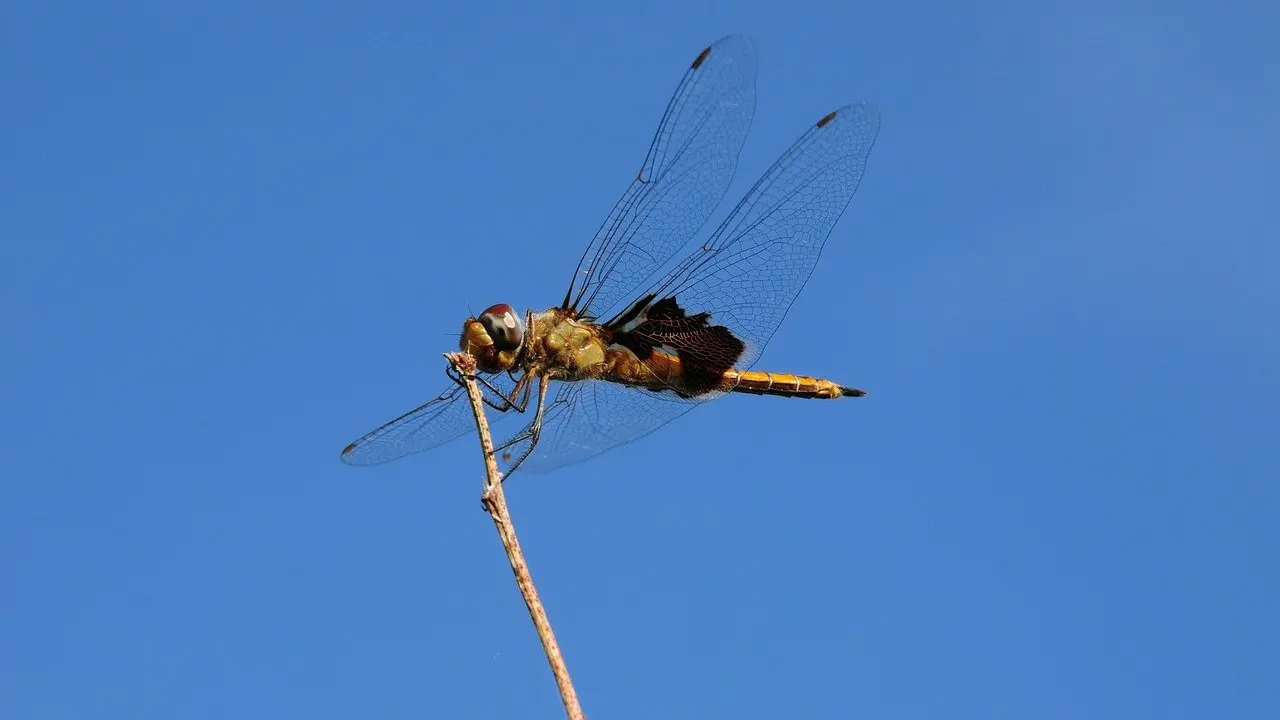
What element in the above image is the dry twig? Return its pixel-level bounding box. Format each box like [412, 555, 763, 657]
[445, 352, 586, 720]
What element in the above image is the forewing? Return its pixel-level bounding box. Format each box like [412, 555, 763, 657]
[563, 34, 757, 321]
[341, 372, 521, 467]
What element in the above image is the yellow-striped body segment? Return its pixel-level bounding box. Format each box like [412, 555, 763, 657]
[720, 369, 856, 398]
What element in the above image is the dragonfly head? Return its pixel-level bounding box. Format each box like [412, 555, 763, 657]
[460, 303, 525, 373]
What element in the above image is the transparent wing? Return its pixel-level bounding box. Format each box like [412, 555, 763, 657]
[562, 34, 757, 322]
[632, 102, 882, 371]
[507, 381, 698, 474]
[341, 372, 522, 467]
[504, 102, 881, 474]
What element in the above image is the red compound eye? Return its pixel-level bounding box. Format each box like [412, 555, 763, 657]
[478, 304, 524, 351]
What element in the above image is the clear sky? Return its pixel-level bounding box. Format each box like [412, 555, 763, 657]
[4, 1, 1277, 718]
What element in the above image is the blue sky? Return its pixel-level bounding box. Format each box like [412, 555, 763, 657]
[3, 1, 1277, 718]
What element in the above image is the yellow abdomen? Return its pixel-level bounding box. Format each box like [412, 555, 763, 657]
[720, 369, 864, 399]
[602, 346, 864, 399]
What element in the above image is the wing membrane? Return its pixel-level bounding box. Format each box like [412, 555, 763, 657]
[514, 381, 697, 474]
[563, 34, 757, 321]
[616, 102, 882, 371]
[341, 372, 522, 467]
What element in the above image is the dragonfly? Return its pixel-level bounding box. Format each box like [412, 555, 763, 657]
[341, 34, 880, 478]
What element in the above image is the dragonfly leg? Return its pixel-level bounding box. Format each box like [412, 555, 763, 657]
[474, 371, 530, 412]
[501, 372, 533, 413]
[492, 373, 551, 482]
[445, 364, 530, 413]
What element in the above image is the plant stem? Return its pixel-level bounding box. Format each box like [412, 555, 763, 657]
[446, 352, 586, 720]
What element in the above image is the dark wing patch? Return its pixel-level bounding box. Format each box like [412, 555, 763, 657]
[612, 296, 745, 395]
